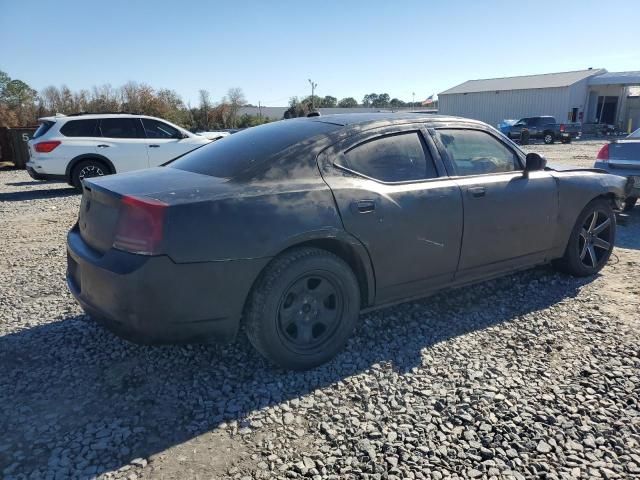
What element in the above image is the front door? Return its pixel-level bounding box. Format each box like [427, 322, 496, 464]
[319, 126, 464, 303]
[433, 127, 558, 280]
[141, 118, 201, 166]
[97, 118, 149, 173]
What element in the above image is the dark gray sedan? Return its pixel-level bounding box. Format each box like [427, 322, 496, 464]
[67, 113, 628, 369]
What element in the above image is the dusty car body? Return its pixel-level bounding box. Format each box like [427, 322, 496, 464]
[67, 113, 628, 369]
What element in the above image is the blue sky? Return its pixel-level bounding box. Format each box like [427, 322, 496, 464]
[2, 0, 638, 106]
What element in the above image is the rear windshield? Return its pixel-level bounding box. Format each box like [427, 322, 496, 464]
[33, 121, 55, 139]
[169, 120, 339, 178]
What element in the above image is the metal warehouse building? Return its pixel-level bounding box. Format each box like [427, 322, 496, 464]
[439, 68, 640, 131]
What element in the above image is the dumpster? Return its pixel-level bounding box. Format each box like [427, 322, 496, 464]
[0, 127, 37, 168]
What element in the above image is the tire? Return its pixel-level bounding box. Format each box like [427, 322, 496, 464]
[244, 247, 360, 370]
[543, 132, 555, 144]
[71, 159, 109, 190]
[624, 196, 638, 212]
[553, 198, 616, 277]
[561, 137, 572, 144]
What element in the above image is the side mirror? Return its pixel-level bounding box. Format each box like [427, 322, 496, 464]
[525, 152, 547, 172]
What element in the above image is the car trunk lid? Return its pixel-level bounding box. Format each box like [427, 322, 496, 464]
[606, 140, 640, 170]
[78, 167, 229, 254]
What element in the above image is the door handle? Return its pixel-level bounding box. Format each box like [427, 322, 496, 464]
[149, 144, 160, 148]
[352, 200, 375, 213]
[97, 144, 109, 148]
[468, 186, 486, 198]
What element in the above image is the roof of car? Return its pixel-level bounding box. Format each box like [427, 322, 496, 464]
[308, 112, 481, 127]
[38, 113, 164, 122]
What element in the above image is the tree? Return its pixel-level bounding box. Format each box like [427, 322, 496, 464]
[338, 97, 358, 108]
[372, 93, 390, 108]
[0, 71, 38, 126]
[198, 89, 212, 129]
[284, 96, 312, 119]
[362, 93, 378, 107]
[389, 98, 406, 108]
[225, 87, 246, 128]
[320, 95, 337, 108]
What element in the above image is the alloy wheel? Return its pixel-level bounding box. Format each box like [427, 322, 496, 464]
[578, 209, 613, 268]
[79, 165, 105, 181]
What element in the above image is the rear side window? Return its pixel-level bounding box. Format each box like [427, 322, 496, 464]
[438, 129, 521, 176]
[99, 118, 142, 138]
[141, 118, 180, 139]
[60, 119, 99, 137]
[33, 121, 54, 139]
[341, 132, 437, 182]
[170, 119, 340, 178]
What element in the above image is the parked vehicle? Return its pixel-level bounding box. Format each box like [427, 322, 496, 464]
[26, 113, 211, 189]
[505, 116, 581, 144]
[67, 113, 628, 369]
[594, 130, 640, 211]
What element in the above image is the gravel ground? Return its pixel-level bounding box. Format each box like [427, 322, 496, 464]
[1, 140, 639, 480]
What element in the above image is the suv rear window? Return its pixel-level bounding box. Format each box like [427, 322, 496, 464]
[170, 120, 339, 178]
[60, 119, 99, 137]
[33, 121, 54, 139]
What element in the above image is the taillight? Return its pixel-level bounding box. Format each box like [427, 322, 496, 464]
[34, 141, 61, 153]
[113, 195, 167, 255]
[596, 143, 609, 161]
[559, 124, 565, 132]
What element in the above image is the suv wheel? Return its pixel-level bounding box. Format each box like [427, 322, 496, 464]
[244, 247, 360, 370]
[71, 160, 108, 190]
[553, 198, 615, 277]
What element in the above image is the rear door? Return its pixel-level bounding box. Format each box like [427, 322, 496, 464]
[97, 118, 149, 172]
[319, 125, 463, 303]
[432, 127, 558, 280]
[141, 118, 201, 166]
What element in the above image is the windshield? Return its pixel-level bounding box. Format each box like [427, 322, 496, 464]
[169, 119, 339, 178]
[628, 128, 640, 139]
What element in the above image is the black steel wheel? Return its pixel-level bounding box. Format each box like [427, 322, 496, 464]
[244, 247, 360, 370]
[277, 273, 344, 353]
[554, 198, 616, 276]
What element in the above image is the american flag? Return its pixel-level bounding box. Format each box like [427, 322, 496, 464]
[422, 94, 435, 106]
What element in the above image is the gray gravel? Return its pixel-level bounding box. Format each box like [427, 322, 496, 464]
[1, 140, 639, 480]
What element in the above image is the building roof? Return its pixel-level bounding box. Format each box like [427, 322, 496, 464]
[588, 71, 640, 86]
[440, 68, 606, 95]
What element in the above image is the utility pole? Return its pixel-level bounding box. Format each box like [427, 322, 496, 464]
[308, 79, 318, 110]
[412, 92, 415, 109]
[258, 101, 262, 120]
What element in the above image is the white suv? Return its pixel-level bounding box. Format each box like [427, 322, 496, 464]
[26, 113, 211, 189]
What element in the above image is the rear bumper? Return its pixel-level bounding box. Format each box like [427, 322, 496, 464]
[594, 161, 640, 197]
[66, 225, 269, 344]
[26, 161, 67, 182]
[26, 164, 66, 181]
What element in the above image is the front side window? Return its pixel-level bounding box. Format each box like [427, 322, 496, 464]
[99, 118, 142, 138]
[60, 119, 99, 137]
[438, 129, 521, 176]
[340, 132, 438, 182]
[141, 118, 180, 139]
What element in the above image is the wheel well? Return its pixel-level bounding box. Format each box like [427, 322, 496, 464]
[593, 192, 618, 209]
[281, 239, 372, 308]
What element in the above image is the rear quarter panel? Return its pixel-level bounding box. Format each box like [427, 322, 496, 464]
[550, 170, 627, 257]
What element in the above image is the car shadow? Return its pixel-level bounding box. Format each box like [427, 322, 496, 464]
[0, 188, 78, 202]
[5, 181, 65, 187]
[0, 266, 595, 478]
